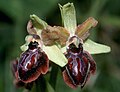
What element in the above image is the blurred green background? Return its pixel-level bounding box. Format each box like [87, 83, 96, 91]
[0, 0, 120, 92]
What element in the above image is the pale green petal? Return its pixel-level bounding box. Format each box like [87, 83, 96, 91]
[83, 39, 111, 54]
[43, 45, 67, 67]
[20, 43, 28, 52]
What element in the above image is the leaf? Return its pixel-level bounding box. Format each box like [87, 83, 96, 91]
[83, 39, 111, 54]
[75, 17, 98, 40]
[43, 45, 67, 67]
[59, 3, 77, 35]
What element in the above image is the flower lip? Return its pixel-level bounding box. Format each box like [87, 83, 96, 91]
[17, 47, 49, 83]
[11, 41, 49, 84]
[63, 49, 96, 89]
[63, 35, 96, 89]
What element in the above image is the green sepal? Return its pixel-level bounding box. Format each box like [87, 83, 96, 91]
[30, 14, 48, 29]
[83, 39, 111, 54]
[61, 39, 111, 54]
[59, 3, 77, 35]
[43, 45, 68, 67]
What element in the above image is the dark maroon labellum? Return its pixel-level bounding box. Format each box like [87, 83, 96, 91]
[63, 36, 96, 89]
[11, 59, 34, 90]
[11, 41, 49, 86]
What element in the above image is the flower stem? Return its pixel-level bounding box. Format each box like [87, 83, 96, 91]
[49, 64, 59, 90]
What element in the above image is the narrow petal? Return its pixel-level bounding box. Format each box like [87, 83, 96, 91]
[75, 17, 98, 40]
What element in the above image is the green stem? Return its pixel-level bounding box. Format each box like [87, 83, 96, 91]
[35, 76, 46, 92]
[49, 64, 59, 90]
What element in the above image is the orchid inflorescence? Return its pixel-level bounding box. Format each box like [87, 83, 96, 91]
[11, 3, 111, 90]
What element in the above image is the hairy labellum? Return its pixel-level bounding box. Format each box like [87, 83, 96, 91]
[11, 41, 49, 88]
[11, 59, 34, 90]
[63, 36, 96, 88]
